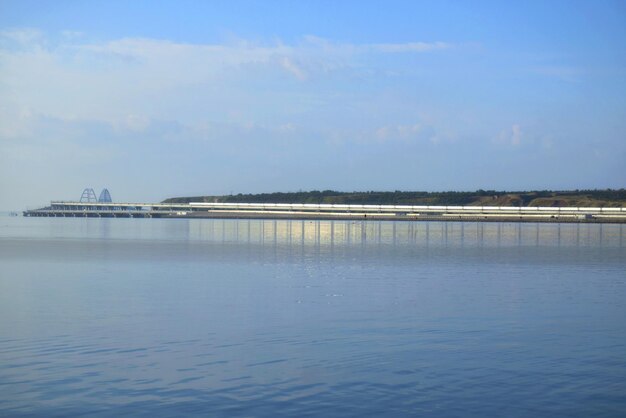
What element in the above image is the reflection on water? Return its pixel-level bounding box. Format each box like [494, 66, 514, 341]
[185, 219, 624, 248]
[2, 217, 622, 249]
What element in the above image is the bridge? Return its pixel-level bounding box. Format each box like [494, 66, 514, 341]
[23, 197, 626, 223]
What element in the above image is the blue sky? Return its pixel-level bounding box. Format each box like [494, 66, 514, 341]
[1, 0, 625, 208]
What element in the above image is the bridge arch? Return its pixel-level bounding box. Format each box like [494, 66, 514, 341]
[80, 188, 98, 203]
[98, 188, 112, 203]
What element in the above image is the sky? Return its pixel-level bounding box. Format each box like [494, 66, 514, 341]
[1, 0, 625, 209]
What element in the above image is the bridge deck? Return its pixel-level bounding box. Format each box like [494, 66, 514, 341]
[22, 201, 626, 223]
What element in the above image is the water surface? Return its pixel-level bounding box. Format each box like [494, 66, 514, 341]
[1, 217, 625, 417]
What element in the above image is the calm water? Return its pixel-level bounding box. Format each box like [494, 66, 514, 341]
[1, 217, 625, 417]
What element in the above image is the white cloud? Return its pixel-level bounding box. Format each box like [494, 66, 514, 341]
[0, 31, 454, 140]
[497, 124, 523, 146]
[511, 124, 522, 146]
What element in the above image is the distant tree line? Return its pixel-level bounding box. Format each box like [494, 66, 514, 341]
[163, 189, 626, 207]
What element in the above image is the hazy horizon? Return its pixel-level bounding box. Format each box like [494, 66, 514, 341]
[1, 1, 625, 210]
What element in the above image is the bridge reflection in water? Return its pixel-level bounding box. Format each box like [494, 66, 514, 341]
[184, 219, 624, 249]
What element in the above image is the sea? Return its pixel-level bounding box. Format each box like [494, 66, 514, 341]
[0, 216, 625, 417]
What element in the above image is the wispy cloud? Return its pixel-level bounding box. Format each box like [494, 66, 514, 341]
[0, 28, 43, 45]
[69, 35, 452, 80]
[60, 30, 84, 40]
[280, 56, 307, 80]
[370, 41, 450, 53]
